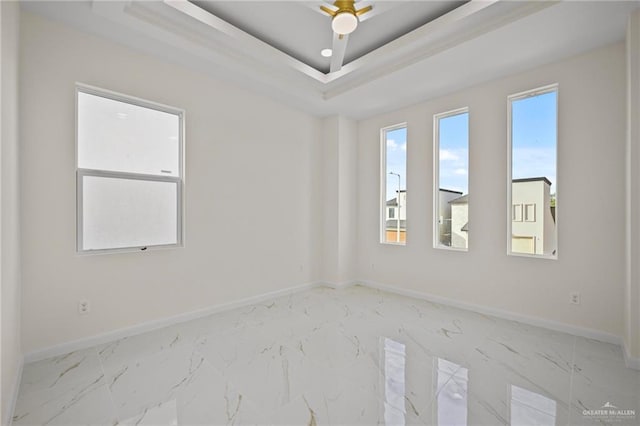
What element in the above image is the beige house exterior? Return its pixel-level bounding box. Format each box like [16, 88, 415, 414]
[510, 177, 556, 255]
[385, 190, 407, 242]
[447, 177, 556, 255]
[450, 195, 469, 249]
[437, 189, 463, 247]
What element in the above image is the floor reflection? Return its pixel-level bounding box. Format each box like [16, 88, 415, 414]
[436, 358, 468, 426]
[510, 385, 556, 426]
[121, 398, 178, 425]
[383, 338, 407, 425]
[382, 347, 560, 426]
[12, 286, 639, 425]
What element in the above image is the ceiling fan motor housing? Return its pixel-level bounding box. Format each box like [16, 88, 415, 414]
[329, 0, 372, 35]
[333, 0, 358, 15]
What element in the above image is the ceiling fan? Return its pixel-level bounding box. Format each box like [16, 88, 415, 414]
[319, 0, 373, 36]
[318, 0, 373, 73]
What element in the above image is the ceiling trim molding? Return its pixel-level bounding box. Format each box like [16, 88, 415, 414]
[163, 0, 330, 83]
[323, 0, 559, 99]
[323, 0, 501, 84]
[152, 0, 560, 99]
[159, 0, 511, 88]
[22, 1, 636, 119]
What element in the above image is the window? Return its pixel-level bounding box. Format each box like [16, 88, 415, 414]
[388, 207, 395, 219]
[512, 204, 523, 222]
[508, 85, 557, 257]
[381, 124, 407, 244]
[434, 108, 469, 250]
[76, 85, 184, 252]
[524, 203, 536, 222]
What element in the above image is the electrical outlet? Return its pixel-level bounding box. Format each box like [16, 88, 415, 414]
[78, 299, 90, 315]
[570, 292, 580, 305]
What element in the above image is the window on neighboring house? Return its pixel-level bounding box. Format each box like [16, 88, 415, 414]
[434, 108, 469, 250]
[524, 204, 536, 222]
[76, 85, 184, 253]
[388, 207, 395, 219]
[381, 124, 407, 244]
[508, 84, 558, 257]
[512, 204, 523, 222]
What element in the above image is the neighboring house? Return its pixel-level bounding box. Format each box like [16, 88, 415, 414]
[386, 190, 406, 242]
[449, 194, 469, 249]
[511, 177, 556, 255]
[437, 189, 463, 247]
[447, 177, 556, 255]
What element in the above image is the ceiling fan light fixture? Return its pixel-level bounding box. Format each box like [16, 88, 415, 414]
[331, 11, 358, 35]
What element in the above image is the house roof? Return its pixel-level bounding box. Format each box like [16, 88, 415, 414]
[446, 178, 551, 205]
[439, 188, 463, 195]
[513, 177, 552, 186]
[461, 222, 469, 232]
[449, 194, 468, 204]
[386, 191, 407, 205]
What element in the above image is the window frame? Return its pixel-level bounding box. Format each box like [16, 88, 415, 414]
[75, 83, 185, 254]
[512, 204, 523, 222]
[524, 203, 536, 222]
[433, 107, 469, 251]
[506, 83, 558, 259]
[380, 122, 407, 245]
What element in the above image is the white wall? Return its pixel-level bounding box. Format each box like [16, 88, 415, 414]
[1, 0, 22, 422]
[321, 116, 357, 285]
[20, 12, 323, 354]
[626, 11, 640, 361]
[357, 43, 627, 337]
[15, 8, 637, 363]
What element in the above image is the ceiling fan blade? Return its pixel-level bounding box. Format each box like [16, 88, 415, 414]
[330, 32, 348, 73]
[303, 2, 337, 16]
[320, 4, 337, 17]
[356, 1, 391, 22]
[354, 4, 373, 16]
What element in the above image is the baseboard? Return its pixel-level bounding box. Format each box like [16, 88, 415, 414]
[24, 281, 323, 364]
[319, 280, 358, 289]
[6, 357, 24, 426]
[623, 342, 640, 370]
[23, 278, 638, 371]
[358, 279, 624, 347]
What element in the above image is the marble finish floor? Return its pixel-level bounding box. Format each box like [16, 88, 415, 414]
[13, 285, 640, 425]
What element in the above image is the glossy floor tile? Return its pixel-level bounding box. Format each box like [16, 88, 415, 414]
[13, 285, 640, 425]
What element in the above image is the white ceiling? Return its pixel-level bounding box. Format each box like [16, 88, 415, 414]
[191, 1, 466, 73]
[21, 1, 640, 119]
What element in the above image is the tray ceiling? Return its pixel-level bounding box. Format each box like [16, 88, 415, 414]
[191, 1, 466, 73]
[20, 1, 640, 118]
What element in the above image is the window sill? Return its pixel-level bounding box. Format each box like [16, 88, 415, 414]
[507, 251, 557, 260]
[76, 243, 183, 256]
[434, 245, 468, 252]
